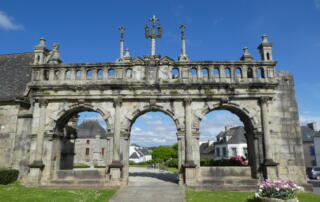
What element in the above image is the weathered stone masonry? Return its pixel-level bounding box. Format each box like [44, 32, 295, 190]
[0, 18, 307, 188]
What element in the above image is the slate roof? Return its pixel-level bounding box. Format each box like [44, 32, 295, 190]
[0, 53, 34, 101]
[200, 143, 215, 154]
[129, 152, 140, 159]
[140, 148, 151, 155]
[215, 126, 246, 145]
[301, 125, 320, 142]
[77, 119, 106, 138]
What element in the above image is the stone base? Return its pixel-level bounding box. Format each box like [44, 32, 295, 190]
[256, 196, 298, 202]
[184, 167, 197, 186]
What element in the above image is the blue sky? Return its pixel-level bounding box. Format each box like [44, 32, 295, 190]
[1, 0, 320, 145]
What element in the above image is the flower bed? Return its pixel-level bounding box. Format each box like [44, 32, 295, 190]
[255, 180, 303, 202]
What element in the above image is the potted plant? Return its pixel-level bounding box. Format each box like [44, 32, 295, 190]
[255, 179, 303, 202]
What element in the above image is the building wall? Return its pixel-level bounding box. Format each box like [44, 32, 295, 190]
[214, 143, 247, 160]
[314, 136, 320, 167]
[302, 142, 316, 168]
[74, 138, 108, 166]
[0, 104, 19, 168]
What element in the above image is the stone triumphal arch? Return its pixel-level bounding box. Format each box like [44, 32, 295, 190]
[0, 17, 308, 189]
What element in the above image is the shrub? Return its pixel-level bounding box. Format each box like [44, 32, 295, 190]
[200, 157, 248, 166]
[94, 165, 106, 168]
[167, 158, 178, 168]
[255, 179, 303, 200]
[0, 169, 19, 185]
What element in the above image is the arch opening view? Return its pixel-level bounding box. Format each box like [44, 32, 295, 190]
[56, 111, 107, 170]
[199, 110, 258, 179]
[128, 111, 179, 184]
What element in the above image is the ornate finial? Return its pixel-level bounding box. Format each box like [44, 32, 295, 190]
[240, 47, 253, 61]
[262, 34, 268, 43]
[118, 26, 125, 41]
[145, 15, 162, 55]
[124, 48, 130, 57]
[38, 37, 46, 47]
[178, 24, 189, 61]
[180, 25, 186, 39]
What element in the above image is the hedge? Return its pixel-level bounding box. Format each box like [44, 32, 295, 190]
[0, 169, 19, 185]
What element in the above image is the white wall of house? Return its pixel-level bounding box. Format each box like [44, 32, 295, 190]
[314, 135, 320, 167]
[214, 143, 247, 160]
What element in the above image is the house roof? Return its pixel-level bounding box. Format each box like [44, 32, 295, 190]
[0, 53, 34, 101]
[140, 148, 151, 155]
[77, 119, 106, 138]
[199, 142, 215, 154]
[215, 126, 246, 145]
[129, 152, 140, 159]
[301, 125, 320, 142]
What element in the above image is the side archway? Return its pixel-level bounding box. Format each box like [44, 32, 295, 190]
[194, 102, 263, 179]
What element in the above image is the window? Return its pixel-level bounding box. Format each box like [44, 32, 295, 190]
[222, 147, 227, 157]
[224, 67, 231, 78]
[243, 147, 248, 159]
[97, 69, 104, 77]
[257, 68, 265, 78]
[85, 148, 90, 155]
[126, 69, 133, 78]
[43, 70, 49, 80]
[76, 70, 82, 78]
[216, 148, 220, 157]
[247, 68, 253, 78]
[231, 147, 237, 156]
[86, 140, 90, 144]
[108, 69, 115, 77]
[266, 52, 270, 60]
[171, 68, 179, 79]
[86, 70, 93, 78]
[101, 148, 105, 156]
[190, 68, 197, 75]
[213, 67, 220, 76]
[235, 68, 242, 77]
[310, 146, 315, 156]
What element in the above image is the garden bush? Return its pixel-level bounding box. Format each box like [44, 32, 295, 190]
[200, 156, 247, 166]
[167, 158, 178, 168]
[73, 164, 90, 168]
[0, 169, 19, 185]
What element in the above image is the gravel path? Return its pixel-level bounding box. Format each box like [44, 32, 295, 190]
[109, 167, 185, 202]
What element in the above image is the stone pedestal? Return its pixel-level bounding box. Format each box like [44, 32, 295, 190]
[184, 167, 197, 186]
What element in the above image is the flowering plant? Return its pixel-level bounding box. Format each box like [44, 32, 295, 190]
[230, 156, 248, 166]
[255, 179, 303, 200]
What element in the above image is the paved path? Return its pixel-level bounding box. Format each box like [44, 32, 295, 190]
[109, 167, 185, 202]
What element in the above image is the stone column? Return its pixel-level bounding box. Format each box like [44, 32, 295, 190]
[260, 97, 277, 178]
[28, 99, 47, 184]
[109, 97, 123, 184]
[184, 98, 197, 186]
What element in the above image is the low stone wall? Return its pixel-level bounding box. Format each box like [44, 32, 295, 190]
[200, 166, 251, 178]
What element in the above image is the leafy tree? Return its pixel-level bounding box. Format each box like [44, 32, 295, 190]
[152, 145, 176, 163]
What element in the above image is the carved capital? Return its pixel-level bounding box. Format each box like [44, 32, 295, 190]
[38, 99, 48, 107]
[259, 96, 271, 105]
[220, 97, 229, 105]
[114, 96, 122, 107]
[149, 99, 157, 106]
[184, 97, 192, 106]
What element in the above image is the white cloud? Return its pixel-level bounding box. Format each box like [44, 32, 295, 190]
[300, 114, 320, 127]
[315, 0, 320, 8]
[141, 114, 153, 120]
[0, 11, 23, 30]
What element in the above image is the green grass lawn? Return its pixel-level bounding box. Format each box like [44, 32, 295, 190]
[0, 182, 117, 202]
[186, 190, 320, 202]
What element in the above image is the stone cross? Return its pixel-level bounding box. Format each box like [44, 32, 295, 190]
[145, 15, 162, 55]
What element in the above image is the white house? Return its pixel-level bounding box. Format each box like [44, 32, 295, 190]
[129, 144, 152, 163]
[213, 126, 248, 160]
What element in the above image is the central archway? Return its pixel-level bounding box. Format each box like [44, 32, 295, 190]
[124, 108, 182, 185]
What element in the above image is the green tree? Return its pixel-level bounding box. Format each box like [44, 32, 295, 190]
[152, 145, 176, 163]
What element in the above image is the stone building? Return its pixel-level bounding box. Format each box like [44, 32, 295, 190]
[199, 140, 215, 159]
[0, 16, 309, 189]
[74, 119, 107, 167]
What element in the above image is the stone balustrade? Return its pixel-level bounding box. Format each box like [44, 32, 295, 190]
[31, 61, 277, 85]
